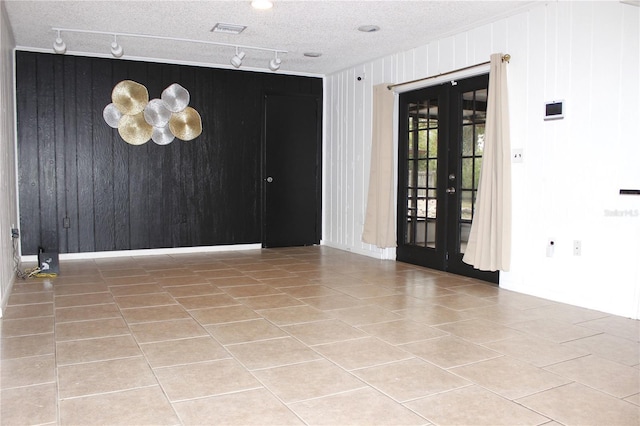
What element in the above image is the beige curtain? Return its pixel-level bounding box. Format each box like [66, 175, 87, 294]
[362, 84, 396, 248]
[462, 53, 512, 271]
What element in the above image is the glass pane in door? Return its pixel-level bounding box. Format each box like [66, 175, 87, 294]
[459, 88, 487, 253]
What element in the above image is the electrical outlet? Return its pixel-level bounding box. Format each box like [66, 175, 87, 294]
[512, 148, 524, 163]
[11, 228, 19, 239]
[573, 240, 581, 256]
[546, 238, 555, 257]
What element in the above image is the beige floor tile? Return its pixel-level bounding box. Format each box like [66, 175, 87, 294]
[1, 354, 56, 389]
[544, 354, 640, 398]
[486, 290, 557, 310]
[59, 385, 180, 426]
[430, 293, 497, 310]
[434, 318, 523, 344]
[140, 336, 230, 367]
[406, 385, 550, 425]
[449, 283, 501, 298]
[313, 336, 413, 370]
[102, 275, 158, 286]
[1, 333, 55, 359]
[0, 316, 54, 337]
[517, 382, 640, 426]
[58, 356, 157, 398]
[365, 294, 431, 310]
[108, 283, 165, 296]
[360, 319, 449, 345]
[460, 304, 548, 325]
[398, 304, 474, 325]
[562, 333, 640, 366]
[55, 317, 129, 341]
[55, 303, 121, 323]
[289, 387, 427, 425]
[335, 284, 399, 299]
[257, 305, 331, 325]
[54, 292, 114, 308]
[239, 294, 306, 310]
[525, 303, 609, 324]
[450, 356, 572, 400]
[173, 388, 304, 426]
[175, 293, 239, 309]
[100, 268, 149, 278]
[253, 359, 366, 403]
[53, 282, 109, 296]
[329, 304, 402, 326]
[0, 383, 57, 425]
[1, 303, 54, 319]
[129, 318, 207, 343]
[9, 281, 55, 294]
[400, 335, 502, 368]
[399, 283, 456, 299]
[157, 274, 211, 286]
[206, 318, 288, 345]
[625, 393, 640, 406]
[119, 304, 191, 324]
[282, 319, 367, 346]
[56, 335, 142, 365]
[302, 294, 365, 310]
[277, 284, 341, 298]
[154, 358, 261, 401]
[508, 318, 601, 343]
[245, 269, 296, 280]
[208, 275, 261, 286]
[189, 304, 261, 325]
[7, 291, 54, 305]
[222, 284, 283, 298]
[114, 292, 177, 309]
[578, 315, 640, 342]
[226, 337, 321, 370]
[149, 268, 195, 278]
[163, 283, 221, 297]
[353, 358, 471, 402]
[483, 334, 590, 367]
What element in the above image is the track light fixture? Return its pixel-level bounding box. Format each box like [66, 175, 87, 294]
[269, 52, 281, 71]
[110, 35, 124, 58]
[50, 27, 287, 71]
[230, 47, 245, 68]
[53, 30, 66, 54]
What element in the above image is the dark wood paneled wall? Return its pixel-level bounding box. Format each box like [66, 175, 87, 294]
[16, 51, 322, 255]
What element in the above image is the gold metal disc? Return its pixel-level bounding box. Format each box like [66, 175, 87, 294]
[112, 80, 149, 115]
[118, 112, 153, 145]
[169, 107, 202, 141]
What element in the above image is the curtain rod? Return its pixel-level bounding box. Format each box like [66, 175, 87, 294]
[387, 53, 511, 91]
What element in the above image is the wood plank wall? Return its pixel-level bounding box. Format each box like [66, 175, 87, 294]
[16, 51, 322, 255]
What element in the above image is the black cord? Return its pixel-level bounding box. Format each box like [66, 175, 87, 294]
[12, 237, 31, 279]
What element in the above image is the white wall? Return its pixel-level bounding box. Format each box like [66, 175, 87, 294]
[324, 1, 640, 319]
[0, 0, 18, 317]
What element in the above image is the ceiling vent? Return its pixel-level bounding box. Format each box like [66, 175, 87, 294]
[211, 23, 247, 34]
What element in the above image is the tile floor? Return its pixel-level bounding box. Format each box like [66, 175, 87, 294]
[1, 246, 638, 425]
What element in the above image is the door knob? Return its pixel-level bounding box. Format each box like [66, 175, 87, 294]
[446, 187, 456, 193]
[266, 176, 274, 183]
[449, 174, 456, 180]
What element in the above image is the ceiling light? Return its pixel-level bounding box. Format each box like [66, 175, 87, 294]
[304, 52, 322, 58]
[251, 0, 273, 10]
[110, 35, 124, 58]
[53, 30, 66, 54]
[358, 25, 380, 33]
[211, 23, 247, 35]
[231, 48, 245, 68]
[269, 53, 281, 71]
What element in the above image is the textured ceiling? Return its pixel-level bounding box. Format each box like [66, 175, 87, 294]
[4, 0, 540, 76]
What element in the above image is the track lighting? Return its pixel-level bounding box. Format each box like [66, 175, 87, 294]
[230, 48, 245, 68]
[269, 52, 281, 71]
[51, 27, 286, 71]
[110, 35, 123, 58]
[53, 30, 66, 54]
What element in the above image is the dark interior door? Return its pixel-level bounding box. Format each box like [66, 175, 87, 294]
[263, 94, 321, 247]
[397, 74, 498, 283]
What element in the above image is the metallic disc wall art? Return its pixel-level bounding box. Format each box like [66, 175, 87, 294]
[103, 103, 122, 128]
[161, 83, 190, 113]
[118, 112, 153, 145]
[144, 98, 172, 127]
[152, 124, 175, 145]
[111, 80, 149, 115]
[169, 107, 202, 141]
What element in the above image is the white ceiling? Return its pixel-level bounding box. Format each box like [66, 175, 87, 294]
[4, 0, 541, 76]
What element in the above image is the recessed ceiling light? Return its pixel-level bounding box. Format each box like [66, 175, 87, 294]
[211, 23, 247, 34]
[358, 25, 380, 33]
[251, 0, 273, 10]
[304, 52, 322, 58]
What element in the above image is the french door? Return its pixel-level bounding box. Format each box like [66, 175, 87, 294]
[397, 74, 498, 283]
